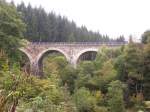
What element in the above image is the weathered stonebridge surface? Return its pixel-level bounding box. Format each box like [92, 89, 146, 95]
[20, 42, 126, 75]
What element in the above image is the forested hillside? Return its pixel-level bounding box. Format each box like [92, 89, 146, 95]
[16, 2, 125, 42]
[0, 0, 150, 112]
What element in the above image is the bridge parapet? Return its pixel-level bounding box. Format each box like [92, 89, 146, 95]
[30, 42, 127, 46]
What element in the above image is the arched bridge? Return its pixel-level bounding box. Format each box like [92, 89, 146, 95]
[20, 42, 126, 75]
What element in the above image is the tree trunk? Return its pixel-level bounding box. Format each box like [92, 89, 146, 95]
[10, 100, 18, 112]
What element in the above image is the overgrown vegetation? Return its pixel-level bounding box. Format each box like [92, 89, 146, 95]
[0, 0, 150, 112]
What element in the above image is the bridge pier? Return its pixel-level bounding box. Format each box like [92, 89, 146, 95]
[69, 58, 77, 68]
[30, 61, 42, 76]
[29, 58, 77, 76]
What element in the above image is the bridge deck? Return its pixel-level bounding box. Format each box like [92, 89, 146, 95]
[30, 42, 127, 46]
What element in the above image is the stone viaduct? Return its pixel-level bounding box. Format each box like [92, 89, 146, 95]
[20, 42, 126, 75]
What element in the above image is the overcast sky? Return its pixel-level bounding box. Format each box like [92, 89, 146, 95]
[6, 0, 150, 41]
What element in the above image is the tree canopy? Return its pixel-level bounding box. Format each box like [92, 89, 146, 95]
[16, 2, 125, 42]
[0, 0, 25, 63]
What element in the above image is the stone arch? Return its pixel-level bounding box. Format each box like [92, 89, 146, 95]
[37, 48, 70, 62]
[36, 48, 70, 75]
[74, 48, 98, 65]
[18, 48, 32, 74]
[19, 48, 33, 63]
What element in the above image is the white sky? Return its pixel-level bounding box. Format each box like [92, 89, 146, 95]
[6, 0, 150, 41]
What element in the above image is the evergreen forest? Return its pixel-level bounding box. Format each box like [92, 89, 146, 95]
[16, 2, 125, 42]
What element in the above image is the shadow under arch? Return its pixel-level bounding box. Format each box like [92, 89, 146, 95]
[18, 49, 31, 74]
[75, 49, 98, 64]
[37, 48, 69, 75]
[19, 48, 32, 63]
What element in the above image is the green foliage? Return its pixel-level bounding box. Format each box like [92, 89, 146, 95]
[94, 60, 117, 93]
[143, 43, 150, 100]
[0, 63, 29, 111]
[0, 0, 25, 63]
[0, 64, 77, 112]
[124, 43, 143, 79]
[60, 66, 77, 93]
[95, 46, 110, 69]
[75, 61, 97, 90]
[115, 43, 144, 101]
[142, 30, 150, 44]
[107, 80, 125, 112]
[0, 49, 9, 71]
[114, 54, 126, 81]
[0, 2, 148, 110]
[115, 43, 143, 79]
[95, 46, 121, 69]
[73, 87, 96, 112]
[43, 55, 68, 76]
[0, 42, 147, 111]
[1, 41, 147, 111]
[77, 61, 95, 75]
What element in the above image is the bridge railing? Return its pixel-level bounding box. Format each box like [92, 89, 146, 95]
[30, 42, 128, 46]
[31, 42, 127, 46]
